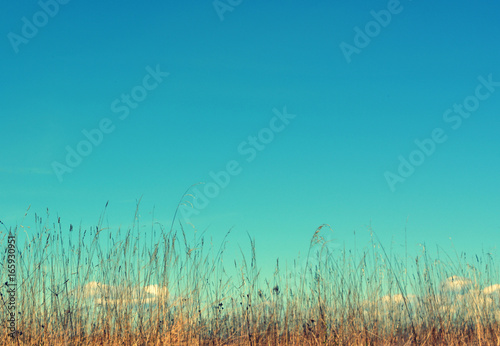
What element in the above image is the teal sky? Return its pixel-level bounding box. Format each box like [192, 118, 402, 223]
[1, 0, 500, 274]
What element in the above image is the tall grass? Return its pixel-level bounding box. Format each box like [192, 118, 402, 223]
[1, 204, 500, 345]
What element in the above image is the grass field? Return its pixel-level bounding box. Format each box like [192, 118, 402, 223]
[1, 206, 500, 345]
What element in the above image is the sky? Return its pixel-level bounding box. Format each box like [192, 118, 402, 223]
[1, 0, 500, 276]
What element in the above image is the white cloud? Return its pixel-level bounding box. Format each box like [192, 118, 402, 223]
[362, 276, 500, 323]
[144, 284, 168, 297]
[83, 281, 111, 297]
[439, 276, 474, 294]
[379, 293, 416, 305]
[483, 284, 500, 296]
[82, 281, 168, 305]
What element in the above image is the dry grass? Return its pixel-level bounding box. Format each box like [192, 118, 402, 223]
[1, 204, 500, 345]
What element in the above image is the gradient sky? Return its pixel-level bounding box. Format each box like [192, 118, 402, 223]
[1, 0, 500, 275]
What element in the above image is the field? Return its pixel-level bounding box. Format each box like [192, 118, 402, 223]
[1, 207, 500, 345]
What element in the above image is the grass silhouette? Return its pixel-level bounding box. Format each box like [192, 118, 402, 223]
[1, 203, 500, 345]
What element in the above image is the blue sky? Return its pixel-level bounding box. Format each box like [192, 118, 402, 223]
[1, 0, 500, 274]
